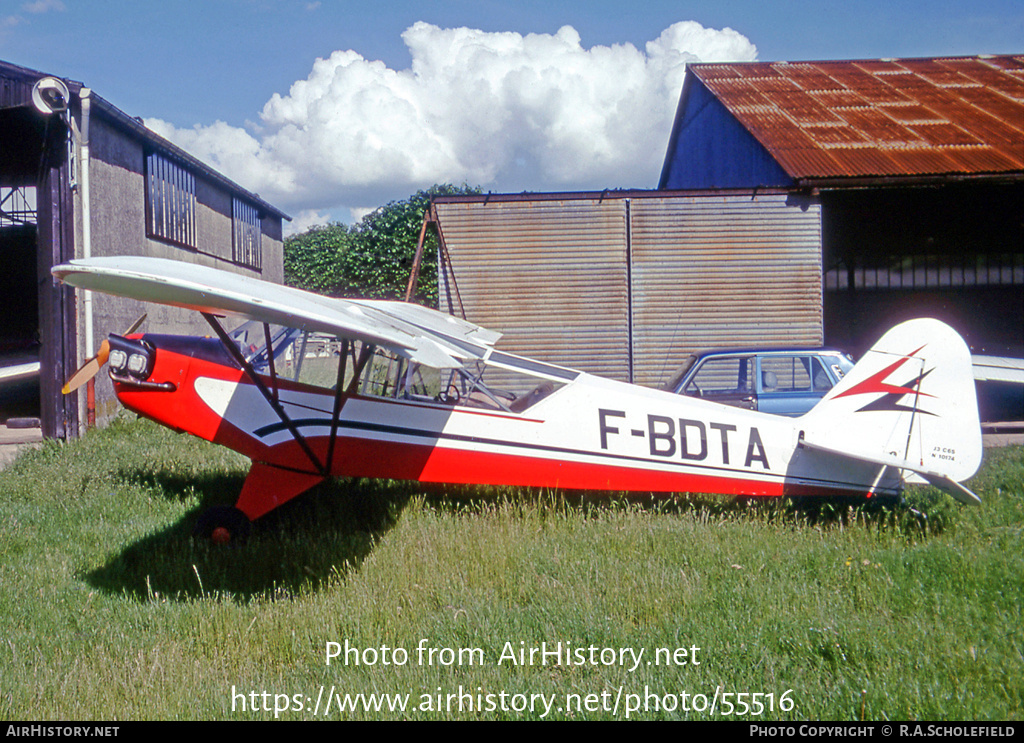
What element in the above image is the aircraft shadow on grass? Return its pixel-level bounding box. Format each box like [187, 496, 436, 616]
[80, 465, 950, 603]
[82, 473, 417, 601]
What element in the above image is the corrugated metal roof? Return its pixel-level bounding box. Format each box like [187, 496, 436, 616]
[689, 56, 1024, 181]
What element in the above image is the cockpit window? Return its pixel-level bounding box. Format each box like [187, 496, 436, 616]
[228, 321, 564, 414]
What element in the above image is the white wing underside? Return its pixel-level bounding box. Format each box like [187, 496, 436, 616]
[52, 256, 501, 369]
[797, 437, 982, 505]
[972, 355, 1024, 384]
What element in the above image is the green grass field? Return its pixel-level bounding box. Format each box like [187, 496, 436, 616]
[1, 416, 1021, 720]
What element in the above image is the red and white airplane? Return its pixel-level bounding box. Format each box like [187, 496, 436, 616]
[53, 256, 983, 542]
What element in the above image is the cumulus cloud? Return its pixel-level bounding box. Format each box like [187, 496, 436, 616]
[22, 0, 66, 13]
[0, 0, 64, 37]
[147, 21, 756, 225]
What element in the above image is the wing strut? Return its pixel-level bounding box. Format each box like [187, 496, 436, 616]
[262, 322, 280, 400]
[325, 340, 373, 472]
[203, 313, 328, 477]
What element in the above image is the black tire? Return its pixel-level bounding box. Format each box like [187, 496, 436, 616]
[193, 505, 252, 544]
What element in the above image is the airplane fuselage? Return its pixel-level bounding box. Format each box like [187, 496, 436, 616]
[113, 335, 901, 520]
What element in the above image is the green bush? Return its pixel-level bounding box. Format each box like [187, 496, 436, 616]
[285, 184, 481, 305]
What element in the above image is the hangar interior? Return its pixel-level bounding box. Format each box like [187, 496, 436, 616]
[0, 99, 54, 422]
[822, 182, 1023, 421]
[822, 182, 1022, 358]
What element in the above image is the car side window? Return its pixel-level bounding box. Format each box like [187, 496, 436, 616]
[686, 357, 753, 396]
[759, 356, 814, 392]
[810, 357, 835, 391]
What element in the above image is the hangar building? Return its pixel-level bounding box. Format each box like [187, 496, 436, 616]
[659, 56, 1022, 360]
[0, 60, 289, 438]
[428, 56, 1022, 417]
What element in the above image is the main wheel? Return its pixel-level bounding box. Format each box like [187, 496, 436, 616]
[193, 505, 252, 544]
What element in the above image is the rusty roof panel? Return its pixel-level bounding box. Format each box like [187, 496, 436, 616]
[801, 124, 869, 146]
[985, 56, 1024, 71]
[848, 82, 912, 106]
[908, 122, 983, 147]
[775, 149, 844, 176]
[887, 147, 971, 174]
[883, 104, 948, 123]
[948, 60, 1024, 97]
[820, 147, 900, 177]
[956, 86, 1024, 123]
[810, 89, 870, 108]
[837, 108, 923, 144]
[694, 64, 747, 80]
[944, 147, 1022, 172]
[852, 59, 908, 74]
[707, 83, 766, 108]
[688, 55, 1024, 180]
[900, 59, 976, 86]
[780, 63, 846, 91]
[742, 76, 802, 94]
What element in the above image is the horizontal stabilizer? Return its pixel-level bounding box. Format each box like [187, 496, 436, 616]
[920, 473, 982, 506]
[972, 354, 1024, 384]
[798, 437, 981, 505]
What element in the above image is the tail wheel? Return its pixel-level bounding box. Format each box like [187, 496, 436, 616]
[194, 506, 252, 544]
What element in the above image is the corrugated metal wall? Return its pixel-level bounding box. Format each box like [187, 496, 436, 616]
[631, 192, 822, 387]
[435, 190, 822, 388]
[436, 198, 630, 381]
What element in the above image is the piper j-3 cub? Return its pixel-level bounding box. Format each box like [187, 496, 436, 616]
[53, 257, 983, 542]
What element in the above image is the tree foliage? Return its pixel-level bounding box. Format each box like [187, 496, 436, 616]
[283, 222, 354, 296]
[284, 184, 481, 306]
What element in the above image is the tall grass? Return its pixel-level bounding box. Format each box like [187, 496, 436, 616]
[0, 416, 1020, 720]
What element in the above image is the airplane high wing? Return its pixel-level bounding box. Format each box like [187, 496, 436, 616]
[54, 256, 500, 370]
[53, 257, 984, 542]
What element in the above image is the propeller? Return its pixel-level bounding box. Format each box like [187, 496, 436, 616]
[62, 314, 147, 395]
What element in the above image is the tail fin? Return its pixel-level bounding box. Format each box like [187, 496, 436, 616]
[800, 319, 982, 504]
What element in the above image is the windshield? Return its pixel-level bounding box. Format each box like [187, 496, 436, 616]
[662, 355, 698, 393]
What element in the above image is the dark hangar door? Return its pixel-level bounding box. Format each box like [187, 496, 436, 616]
[0, 96, 78, 438]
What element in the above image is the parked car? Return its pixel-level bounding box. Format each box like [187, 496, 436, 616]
[664, 348, 856, 417]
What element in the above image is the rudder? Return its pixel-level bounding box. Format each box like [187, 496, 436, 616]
[799, 319, 982, 502]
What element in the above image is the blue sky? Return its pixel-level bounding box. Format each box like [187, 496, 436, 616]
[2, 0, 1020, 228]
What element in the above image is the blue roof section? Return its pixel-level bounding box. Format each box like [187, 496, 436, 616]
[660, 57, 1024, 187]
[659, 73, 794, 190]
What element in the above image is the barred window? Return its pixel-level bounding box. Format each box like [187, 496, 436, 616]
[825, 253, 1023, 291]
[146, 153, 196, 248]
[232, 198, 262, 269]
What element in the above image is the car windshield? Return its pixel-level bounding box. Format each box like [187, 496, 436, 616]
[662, 355, 698, 392]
